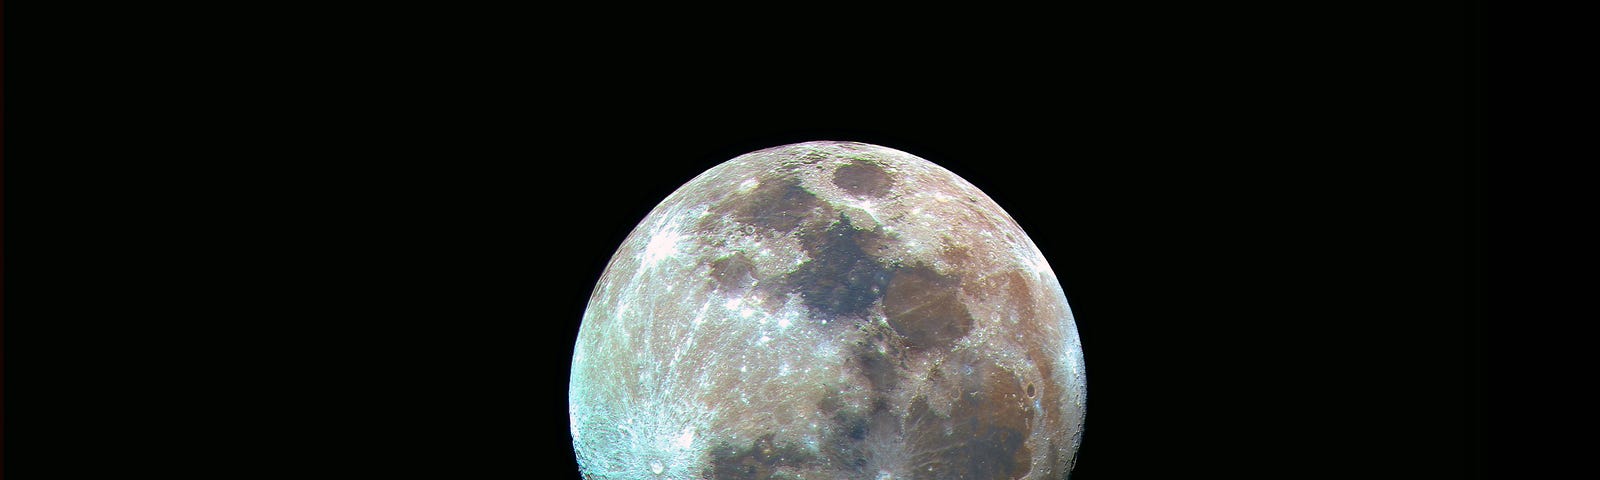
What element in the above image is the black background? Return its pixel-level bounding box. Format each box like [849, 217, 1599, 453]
[395, 10, 1478, 476]
[14, 2, 1489, 479]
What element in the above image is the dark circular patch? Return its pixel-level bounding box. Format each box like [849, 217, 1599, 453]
[722, 175, 823, 233]
[831, 161, 893, 198]
[882, 266, 974, 351]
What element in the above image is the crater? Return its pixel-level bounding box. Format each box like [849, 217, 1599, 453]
[1027, 347, 1067, 431]
[832, 161, 893, 198]
[709, 252, 759, 291]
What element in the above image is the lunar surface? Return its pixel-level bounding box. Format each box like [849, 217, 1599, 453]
[569, 141, 1086, 479]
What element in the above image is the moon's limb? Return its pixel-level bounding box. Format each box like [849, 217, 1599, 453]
[571, 141, 1086, 479]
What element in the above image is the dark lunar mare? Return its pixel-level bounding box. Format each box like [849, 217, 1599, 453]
[787, 214, 894, 319]
[705, 434, 815, 480]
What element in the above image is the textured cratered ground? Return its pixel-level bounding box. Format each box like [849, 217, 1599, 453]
[570, 141, 1086, 479]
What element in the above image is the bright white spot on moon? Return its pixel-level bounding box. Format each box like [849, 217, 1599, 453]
[737, 177, 759, 192]
[643, 228, 682, 267]
[691, 303, 709, 326]
[674, 426, 696, 449]
[650, 461, 663, 474]
[777, 316, 791, 329]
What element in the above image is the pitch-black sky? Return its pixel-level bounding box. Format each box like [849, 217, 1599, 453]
[14, 2, 1493, 479]
[342, 11, 1478, 479]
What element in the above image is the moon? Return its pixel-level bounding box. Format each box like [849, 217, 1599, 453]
[569, 141, 1086, 479]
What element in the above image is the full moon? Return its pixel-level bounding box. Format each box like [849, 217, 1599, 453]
[569, 141, 1086, 479]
